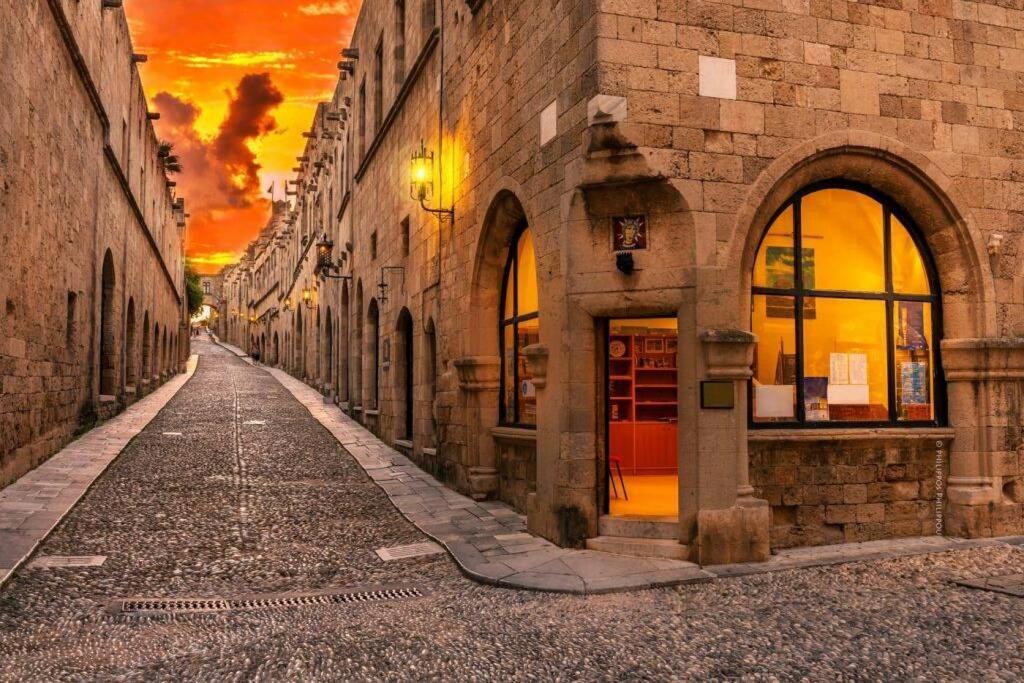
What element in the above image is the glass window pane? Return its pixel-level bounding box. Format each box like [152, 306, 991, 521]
[891, 215, 930, 295]
[752, 294, 797, 422]
[516, 228, 538, 316]
[502, 268, 514, 321]
[802, 189, 885, 293]
[802, 298, 888, 422]
[502, 324, 516, 423]
[894, 301, 934, 421]
[752, 206, 795, 288]
[517, 317, 540, 425]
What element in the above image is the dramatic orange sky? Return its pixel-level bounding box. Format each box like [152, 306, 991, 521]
[126, 0, 361, 273]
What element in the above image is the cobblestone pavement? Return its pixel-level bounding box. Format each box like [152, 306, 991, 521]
[1, 339, 1023, 681]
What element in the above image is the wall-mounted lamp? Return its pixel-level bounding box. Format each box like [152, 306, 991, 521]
[616, 252, 635, 275]
[314, 234, 351, 281]
[410, 141, 454, 222]
[301, 286, 315, 309]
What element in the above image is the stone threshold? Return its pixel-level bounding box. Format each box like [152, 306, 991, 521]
[0, 355, 199, 588]
[263, 365, 713, 595]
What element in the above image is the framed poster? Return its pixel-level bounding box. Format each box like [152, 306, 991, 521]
[803, 376, 829, 421]
[645, 337, 665, 353]
[897, 302, 928, 350]
[612, 215, 648, 252]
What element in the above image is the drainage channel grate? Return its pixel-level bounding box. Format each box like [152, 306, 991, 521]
[30, 555, 106, 569]
[110, 584, 427, 616]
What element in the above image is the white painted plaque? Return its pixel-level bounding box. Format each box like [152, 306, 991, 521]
[754, 385, 795, 418]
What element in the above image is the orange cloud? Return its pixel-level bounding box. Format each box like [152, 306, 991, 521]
[126, 0, 361, 273]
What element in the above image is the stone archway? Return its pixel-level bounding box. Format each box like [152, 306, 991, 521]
[125, 298, 137, 388]
[396, 307, 414, 440]
[726, 133, 1008, 546]
[98, 250, 117, 396]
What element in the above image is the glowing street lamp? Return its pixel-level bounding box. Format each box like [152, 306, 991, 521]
[301, 286, 314, 309]
[314, 233, 349, 280]
[410, 141, 453, 221]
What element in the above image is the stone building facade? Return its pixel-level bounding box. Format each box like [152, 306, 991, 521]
[0, 0, 189, 487]
[220, 0, 1024, 564]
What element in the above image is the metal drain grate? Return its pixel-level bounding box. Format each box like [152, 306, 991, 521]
[161, 432, 183, 437]
[242, 420, 266, 425]
[375, 542, 444, 562]
[110, 583, 427, 615]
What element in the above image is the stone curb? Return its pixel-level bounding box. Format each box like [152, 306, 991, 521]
[0, 355, 200, 589]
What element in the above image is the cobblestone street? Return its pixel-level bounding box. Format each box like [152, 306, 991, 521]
[0, 340, 1022, 681]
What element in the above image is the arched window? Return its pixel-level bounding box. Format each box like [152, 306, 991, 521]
[751, 184, 941, 426]
[499, 225, 539, 426]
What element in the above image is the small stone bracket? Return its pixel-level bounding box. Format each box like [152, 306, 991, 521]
[521, 343, 549, 388]
[454, 356, 500, 391]
[700, 329, 756, 380]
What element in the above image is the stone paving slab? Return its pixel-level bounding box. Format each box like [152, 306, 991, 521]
[263, 366, 713, 594]
[0, 355, 199, 588]
[955, 573, 1024, 597]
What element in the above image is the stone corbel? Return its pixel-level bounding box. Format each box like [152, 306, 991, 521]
[700, 329, 756, 380]
[940, 338, 1024, 381]
[521, 343, 549, 388]
[454, 356, 500, 392]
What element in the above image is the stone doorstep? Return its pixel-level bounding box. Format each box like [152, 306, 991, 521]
[0, 356, 199, 590]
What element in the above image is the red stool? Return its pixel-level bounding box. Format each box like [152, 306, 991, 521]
[609, 456, 628, 500]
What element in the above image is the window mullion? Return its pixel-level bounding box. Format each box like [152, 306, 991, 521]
[886, 298, 897, 423]
[794, 197, 806, 424]
[512, 245, 520, 425]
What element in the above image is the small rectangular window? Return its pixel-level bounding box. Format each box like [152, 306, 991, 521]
[401, 216, 410, 256]
[395, 0, 406, 83]
[359, 80, 367, 157]
[371, 231, 378, 260]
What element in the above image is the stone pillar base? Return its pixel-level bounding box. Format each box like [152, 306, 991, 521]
[696, 498, 771, 565]
[468, 466, 498, 500]
[946, 501, 1024, 539]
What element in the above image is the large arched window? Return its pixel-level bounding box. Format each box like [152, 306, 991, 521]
[499, 224, 539, 426]
[751, 184, 942, 426]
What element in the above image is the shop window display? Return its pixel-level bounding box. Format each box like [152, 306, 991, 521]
[751, 186, 940, 425]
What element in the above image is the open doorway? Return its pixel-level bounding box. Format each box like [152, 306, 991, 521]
[607, 318, 678, 519]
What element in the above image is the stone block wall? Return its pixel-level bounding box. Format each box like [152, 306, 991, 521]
[0, 0, 186, 487]
[750, 435, 948, 549]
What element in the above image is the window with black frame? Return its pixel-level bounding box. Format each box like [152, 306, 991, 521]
[751, 184, 942, 426]
[499, 225, 539, 427]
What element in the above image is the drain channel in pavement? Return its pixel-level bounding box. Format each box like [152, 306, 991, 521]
[375, 542, 444, 561]
[109, 583, 428, 615]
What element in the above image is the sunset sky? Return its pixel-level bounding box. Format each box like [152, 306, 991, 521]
[126, 0, 361, 273]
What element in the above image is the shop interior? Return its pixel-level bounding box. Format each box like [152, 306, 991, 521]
[607, 318, 679, 519]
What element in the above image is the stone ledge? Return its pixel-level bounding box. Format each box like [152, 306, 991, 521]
[749, 427, 955, 443]
[490, 426, 538, 445]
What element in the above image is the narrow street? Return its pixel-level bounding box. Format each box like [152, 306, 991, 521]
[0, 339, 1019, 680]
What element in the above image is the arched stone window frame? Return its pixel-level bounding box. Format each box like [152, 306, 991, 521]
[750, 180, 945, 428]
[498, 221, 538, 427]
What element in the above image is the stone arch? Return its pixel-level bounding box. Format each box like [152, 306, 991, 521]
[99, 250, 117, 396]
[467, 184, 534, 357]
[152, 323, 160, 377]
[295, 306, 304, 378]
[125, 298, 137, 387]
[729, 132, 996, 340]
[395, 307, 414, 440]
[424, 316, 438, 446]
[353, 280, 364, 409]
[142, 310, 151, 381]
[340, 281, 351, 403]
[324, 306, 334, 394]
[162, 327, 168, 376]
[273, 331, 280, 365]
[367, 298, 380, 410]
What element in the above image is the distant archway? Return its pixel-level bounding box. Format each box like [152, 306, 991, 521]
[396, 307, 414, 439]
[142, 311, 151, 380]
[325, 307, 334, 393]
[99, 250, 117, 395]
[367, 298, 380, 410]
[125, 298, 137, 387]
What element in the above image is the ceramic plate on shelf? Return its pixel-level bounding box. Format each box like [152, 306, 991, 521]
[609, 340, 627, 358]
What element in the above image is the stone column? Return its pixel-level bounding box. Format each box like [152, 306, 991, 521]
[454, 356, 500, 499]
[941, 338, 1024, 538]
[691, 329, 770, 565]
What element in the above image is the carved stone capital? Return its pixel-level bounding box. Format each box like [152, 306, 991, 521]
[454, 356, 501, 391]
[521, 343, 549, 388]
[700, 329, 756, 380]
[941, 337, 1024, 381]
